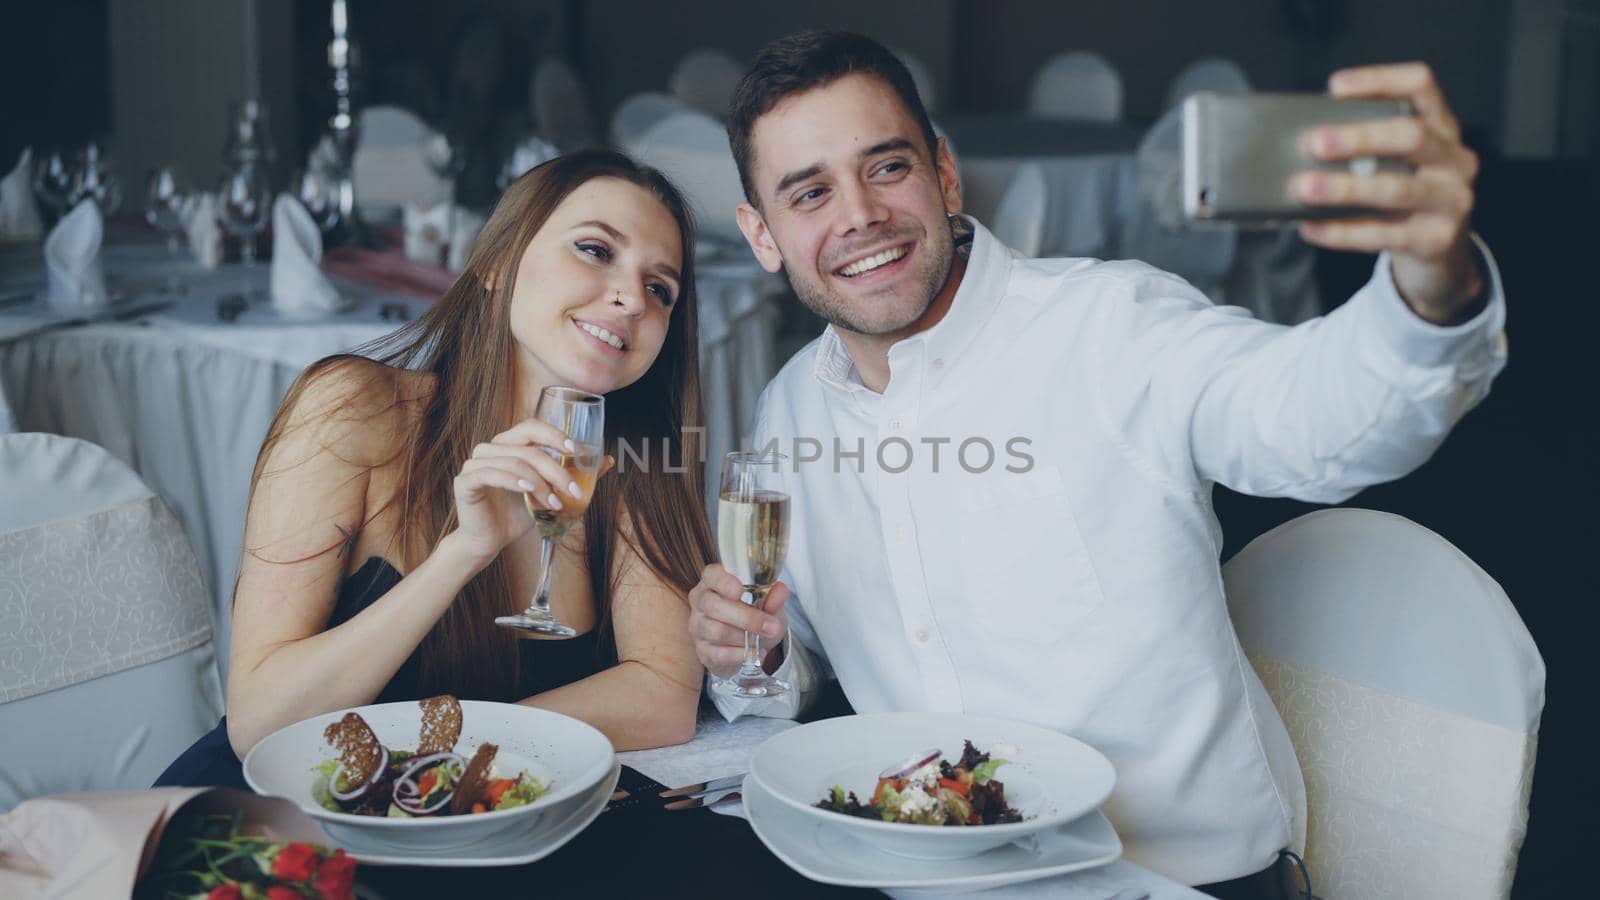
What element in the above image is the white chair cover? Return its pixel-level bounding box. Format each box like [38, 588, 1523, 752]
[1114, 106, 1236, 300]
[991, 163, 1048, 257]
[625, 111, 746, 243]
[1026, 51, 1123, 122]
[1223, 229, 1321, 325]
[0, 372, 13, 435]
[0, 434, 225, 810]
[351, 105, 451, 217]
[670, 48, 743, 120]
[1164, 57, 1252, 110]
[1224, 509, 1544, 900]
[991, 155, 1128, 260]
[891, 47, 937, 113]
[610, 91, 688, 148]
[531, 57, 597, 150]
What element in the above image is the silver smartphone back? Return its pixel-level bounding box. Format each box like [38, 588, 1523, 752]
[1182, 92, 1415, 226]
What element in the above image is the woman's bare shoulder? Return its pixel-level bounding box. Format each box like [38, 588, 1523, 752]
[273, 358, 437, 468]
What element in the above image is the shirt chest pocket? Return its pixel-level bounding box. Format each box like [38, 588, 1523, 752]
[951, 465, 1105, 645]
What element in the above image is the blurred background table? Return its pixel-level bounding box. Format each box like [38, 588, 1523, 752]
[0, 228, 781, 680]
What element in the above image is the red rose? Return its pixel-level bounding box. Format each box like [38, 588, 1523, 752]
[266, 887, 303, 900]
[314, 849, 359, 900]
[207, 886, 243, 900]
[271, 842, 319, 882]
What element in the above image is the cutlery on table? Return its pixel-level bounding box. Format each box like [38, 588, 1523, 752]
[661, 790, 742, 811]
[657, 772, 744, 799]
[606, 771, 746, 813]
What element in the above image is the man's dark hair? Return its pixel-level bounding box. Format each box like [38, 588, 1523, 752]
[727, 30, 939, 208]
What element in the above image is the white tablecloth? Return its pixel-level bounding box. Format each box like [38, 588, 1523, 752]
[0, 234, 782, 679]
[619, 711, 1209, 900]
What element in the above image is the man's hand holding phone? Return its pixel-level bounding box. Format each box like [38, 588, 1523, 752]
[1293, 62, 1484, 324]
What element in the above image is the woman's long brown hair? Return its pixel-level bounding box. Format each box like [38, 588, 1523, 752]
[248, 149, 716, 700]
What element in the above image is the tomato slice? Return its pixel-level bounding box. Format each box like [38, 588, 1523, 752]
[486, 778, 515, 807]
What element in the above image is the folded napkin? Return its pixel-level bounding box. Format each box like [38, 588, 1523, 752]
[43, 200, 109, 315]
[403, 201, 487, 272]
[449, 207, 487, 272]
[270, 194, 348, 318]
[180, 191, 224, 269]
[401, 200, 450, 266]
[0, 148, 44, 239]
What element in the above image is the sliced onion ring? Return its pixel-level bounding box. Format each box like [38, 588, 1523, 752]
[328, 745, 390, 803]
[391, 752, 466, 816]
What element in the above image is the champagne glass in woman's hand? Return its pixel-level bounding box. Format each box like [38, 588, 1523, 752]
[714, 450, 792, 698]
[496, 387, 606, 636]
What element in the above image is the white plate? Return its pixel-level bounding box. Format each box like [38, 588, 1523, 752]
[744, 772, 1122, 890]
[334, 761, 619, 867]
[243, 700, 614, 853]
[750, 712, 1116, 860]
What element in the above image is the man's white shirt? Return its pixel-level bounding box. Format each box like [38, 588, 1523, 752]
[713, 220, 1507, 885]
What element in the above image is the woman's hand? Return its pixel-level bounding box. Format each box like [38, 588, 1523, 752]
[448, 418, 612, 565]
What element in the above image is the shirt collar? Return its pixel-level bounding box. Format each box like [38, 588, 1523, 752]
[812, 217, 1011, 392]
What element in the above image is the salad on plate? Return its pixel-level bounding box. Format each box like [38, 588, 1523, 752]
[313, 694, 547, 818]
[815, 740, 1026, 826]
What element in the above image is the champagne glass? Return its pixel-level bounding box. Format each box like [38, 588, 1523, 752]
[714, 450, 792, 699]
[291, 167, 340, 232]
[219, 162, 271, 266]
[69, 142, 122, 215]
[145, 166, 188, 293]
[33, 150, 73, 222]
[496, 387, 605, 636]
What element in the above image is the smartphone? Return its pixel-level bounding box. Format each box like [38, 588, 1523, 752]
[1182, 92, 1416, 226]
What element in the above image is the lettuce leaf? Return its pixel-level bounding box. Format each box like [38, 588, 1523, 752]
[310, 759, 345, 812]
[969, 758, 1008, 784]
[493, 775, 548, 811]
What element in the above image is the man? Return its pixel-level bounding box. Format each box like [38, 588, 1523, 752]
[687, 30, 1504, 894]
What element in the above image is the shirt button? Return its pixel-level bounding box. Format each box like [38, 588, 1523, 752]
[913, 628, 930, 643]
[893, 525, 908, 542]
[932, 358, 945, 370]
[888, 418, 903, 431]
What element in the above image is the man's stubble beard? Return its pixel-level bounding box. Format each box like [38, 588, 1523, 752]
[782, 221, 956, 337]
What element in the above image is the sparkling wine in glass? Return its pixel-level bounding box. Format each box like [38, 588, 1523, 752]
[496, 387, 605, 636]
[145, 166, 189, 293]
[714, 450, 792, 698]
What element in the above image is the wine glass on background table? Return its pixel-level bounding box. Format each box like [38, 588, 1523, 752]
[714, 450, 792, 699]
[145, 166, 189, 294]
[495, 386, 605, 636]
[219, 161, 271, 274]
[33, 150, 73, 223]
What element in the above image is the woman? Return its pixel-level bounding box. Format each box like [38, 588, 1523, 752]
[158, 149, 714, 787]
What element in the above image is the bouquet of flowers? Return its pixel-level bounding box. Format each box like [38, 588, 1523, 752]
[135, 809, 358, 900]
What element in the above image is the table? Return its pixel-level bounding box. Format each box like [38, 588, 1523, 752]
[0, 232, 782, 681]
[357, 705, 1209, 899]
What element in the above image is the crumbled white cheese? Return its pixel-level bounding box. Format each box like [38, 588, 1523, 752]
[907, 759, 941, 790]
[897, 785, 941, 820]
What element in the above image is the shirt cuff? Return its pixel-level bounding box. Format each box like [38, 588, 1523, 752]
[708, 633, 818, 722]
[1361, 232, 1508, 377]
